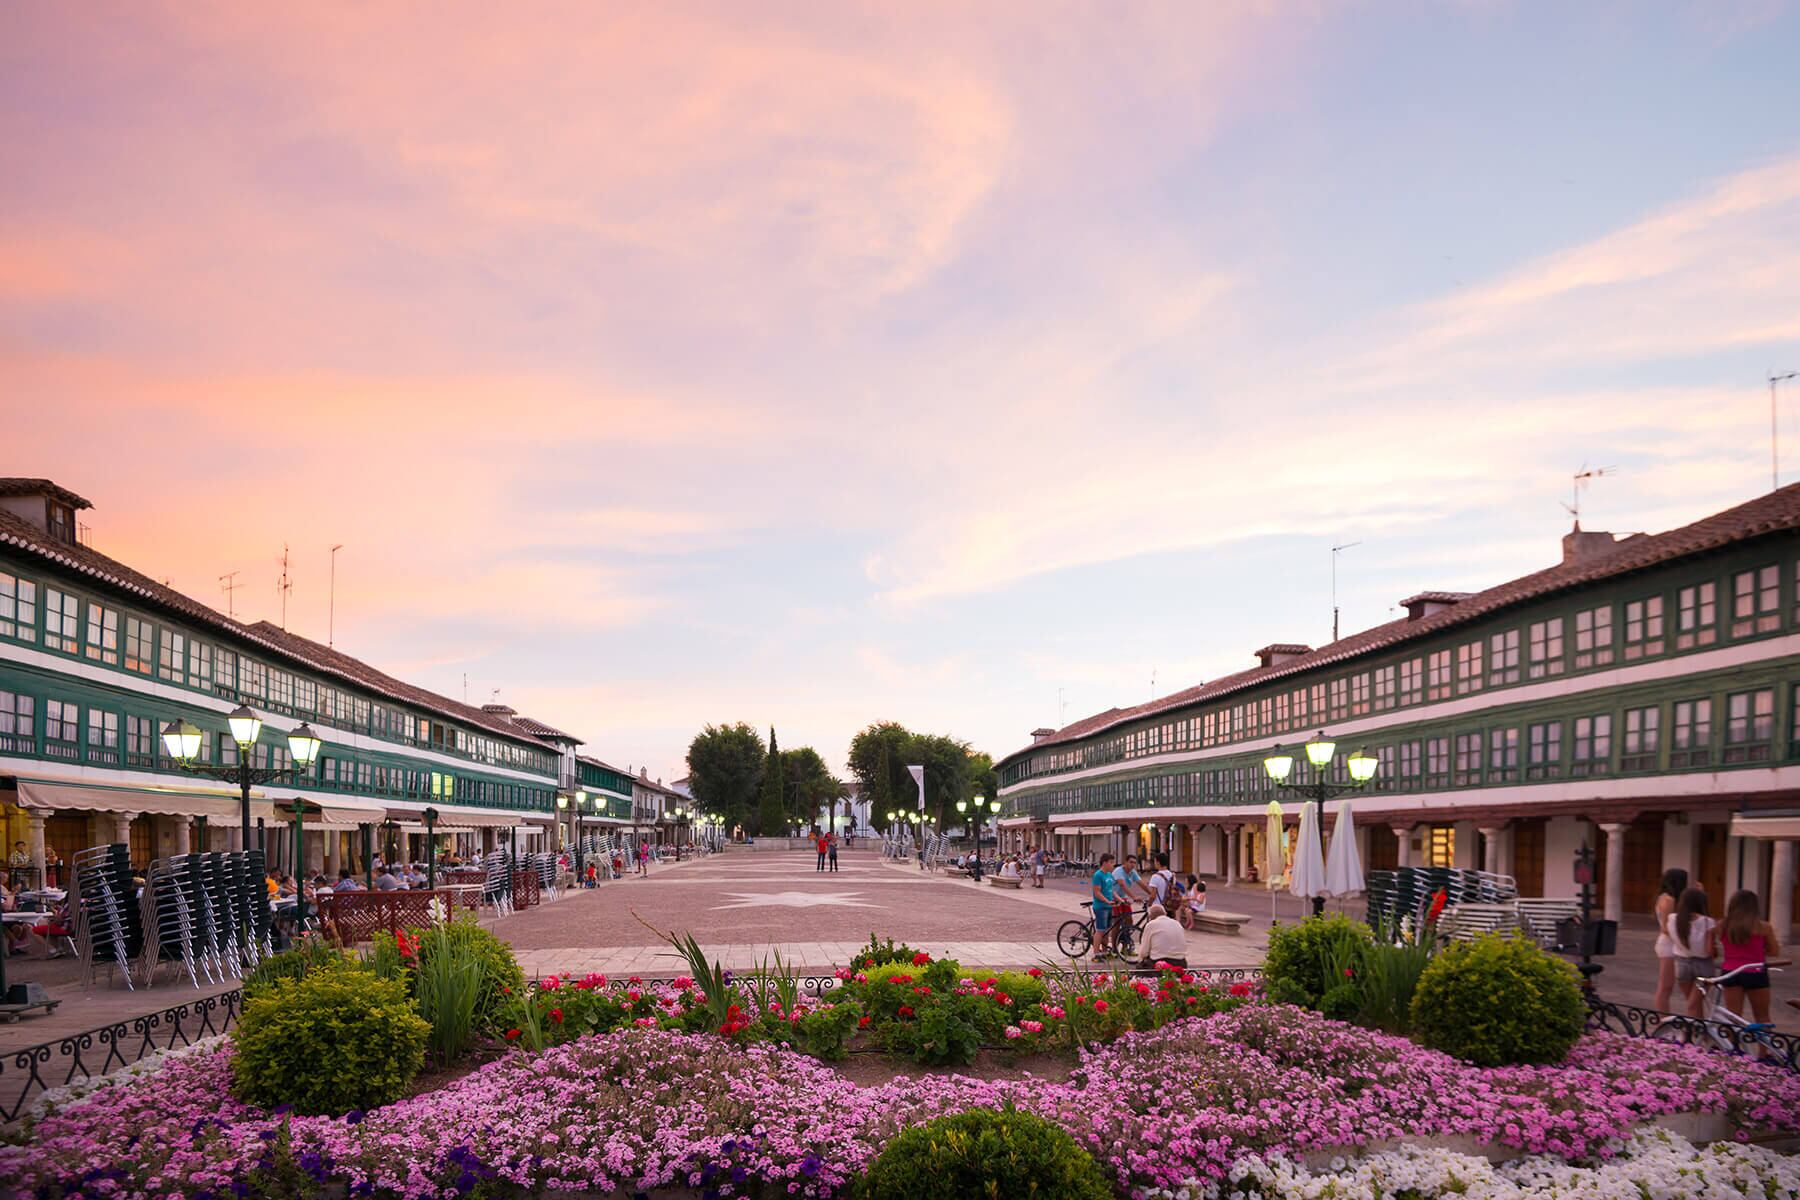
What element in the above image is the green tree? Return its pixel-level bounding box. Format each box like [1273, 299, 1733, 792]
[903, 732, 974, 830]
[848, 721, 914, 818]
[685, 723, 765, 832]
[756, 727, 786, 837]
[781, 745, 838, 830]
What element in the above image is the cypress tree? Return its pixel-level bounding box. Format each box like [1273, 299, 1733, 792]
[756, 726, 785, 838]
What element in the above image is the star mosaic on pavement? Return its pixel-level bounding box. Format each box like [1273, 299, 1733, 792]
[712, 890, 878, 910]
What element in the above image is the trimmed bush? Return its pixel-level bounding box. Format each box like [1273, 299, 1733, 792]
[859, 1107, 1113, 1200]
[1410, 932, 1586, 1066]
[1261, 914, 1372, 1019]
[414, 916, 524, 1032]
[232, 965, 429, 1116]
[243, 936, 363, 1001]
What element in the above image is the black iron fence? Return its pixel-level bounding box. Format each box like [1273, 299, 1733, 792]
[1, 989, 242, 1123]
[1584, 993, 1799, 1071]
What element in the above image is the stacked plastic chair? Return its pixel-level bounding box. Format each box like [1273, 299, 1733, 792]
[144, 854, 208, 988]
[534, 852, 557, 899]
[481, 850, 513, 917]
[73, 844, 142, 990]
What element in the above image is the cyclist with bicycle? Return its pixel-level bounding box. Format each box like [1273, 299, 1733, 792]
[1109, 854, 1154, 959]
[1090, 853, 1118, 957]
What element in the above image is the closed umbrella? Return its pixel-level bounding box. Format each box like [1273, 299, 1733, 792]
[1289, 801, 1328, 910]
[1323, 798, 1365, 901]
[1263, 800, 1285, 917]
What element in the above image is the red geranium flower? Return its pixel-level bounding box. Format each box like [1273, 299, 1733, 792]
[504, 1028, 521, 1040]
[549, 1008, 563, 1023]
[911, 952, 931, 966]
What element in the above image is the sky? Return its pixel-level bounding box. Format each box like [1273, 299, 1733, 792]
[4, 2, 1800, 781]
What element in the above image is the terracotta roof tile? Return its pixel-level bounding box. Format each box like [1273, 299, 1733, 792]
[508, 713, 581, 743]
[0, 505, 546, 749]
[1000, 484, 1800, 766]
[0, 478, 92, 509]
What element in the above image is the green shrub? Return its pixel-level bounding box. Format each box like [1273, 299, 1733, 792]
[232, 965, 429, 1115]
[243, 936, 362, 1001]
[859, 1108, 1112, 1200]
[968, 969, 1049, 1011]
[850, 935, 925, 973]
[414, 916, 523, 1032]
[1261, 914, 1372, 1019]
[1410, 932, 1585, 1066]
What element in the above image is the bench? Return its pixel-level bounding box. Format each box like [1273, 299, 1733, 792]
[987, 875, 1022, 888]
[1189, 910, 1251, 936]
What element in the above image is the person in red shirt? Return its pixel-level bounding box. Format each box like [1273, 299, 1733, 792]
[815, 832, 829, 871]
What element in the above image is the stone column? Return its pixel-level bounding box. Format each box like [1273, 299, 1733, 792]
[25, 810, 47, 890]
[173, 817, 191, 856]
[1770, 839, 1795, 945]
[1599, 822, 1628, 924]
[323, 830, 340, 878]
[113, 812, 135, 847]
[1223, 826, 1237, 885]
[226, 824, 243, 852]
[1479, 825, 1506, 876]
[1391, 825, 1413, 869]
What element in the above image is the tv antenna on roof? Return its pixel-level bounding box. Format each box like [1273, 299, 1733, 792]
[1331, 541, 1360, 643]
[1562, 465, 1616, 523]
[219, 571, 241, 620]
[277, 543, 294, 629]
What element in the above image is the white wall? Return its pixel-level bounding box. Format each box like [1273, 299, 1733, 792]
[1542, 816, 1587, 900]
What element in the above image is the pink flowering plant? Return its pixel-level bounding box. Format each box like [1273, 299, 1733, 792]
[9, 1006, 1800, 1199]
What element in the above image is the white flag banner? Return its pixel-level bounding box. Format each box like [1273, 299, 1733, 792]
[905, 764, 926, 812]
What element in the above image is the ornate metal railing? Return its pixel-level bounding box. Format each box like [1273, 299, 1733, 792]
[1, 989, 243, 1124]
[1584, 993, 1799, 1072]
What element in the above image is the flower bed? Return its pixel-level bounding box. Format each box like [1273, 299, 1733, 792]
[7, 1005, 1798, 1199]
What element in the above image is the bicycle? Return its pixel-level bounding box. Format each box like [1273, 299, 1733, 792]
[1651, 959, 1789, 1058]
[1057, 900, 1150, 960]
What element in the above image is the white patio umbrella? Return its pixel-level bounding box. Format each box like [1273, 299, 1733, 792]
[1288, 800, 1328, 909]
[1263, 800, 1286, 917]
[1323, 797, 1365, 901]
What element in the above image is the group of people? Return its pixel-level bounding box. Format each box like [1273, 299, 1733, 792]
[1652, 869, 1792, 1026]
[1088, 851, 1209, 965]
[8, 839, 64, 890]
[268, 859, 438, 903]
[814, 832, 840, 872]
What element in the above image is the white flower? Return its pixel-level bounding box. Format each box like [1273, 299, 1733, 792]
[17, 1034, 230, 1127]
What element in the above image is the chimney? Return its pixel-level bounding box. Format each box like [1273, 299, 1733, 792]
[480, 703, 516, 719]
[1030, 727, 1057, 744]
[1254, 643, 1312, 669]
[1561, 521, 1620, 566]
[1399, 591, 1474, 621]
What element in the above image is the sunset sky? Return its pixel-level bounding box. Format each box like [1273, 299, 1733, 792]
[5, 4, 1800, 780]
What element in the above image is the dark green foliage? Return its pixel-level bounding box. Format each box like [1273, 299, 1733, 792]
[757, 727, 785, 837]
[850, 935, 925, 972]
[243, 936, 363, 1001]
[859, 1108, 1113, 1200]
[1410, 932, 1586, 1066]
[232, 966, 429, 1116]
[1261, 914, 1373, 1019]
[686, 722, 766, 832]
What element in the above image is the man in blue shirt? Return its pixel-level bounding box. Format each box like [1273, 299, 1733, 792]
[1090, 853, 1118, 958]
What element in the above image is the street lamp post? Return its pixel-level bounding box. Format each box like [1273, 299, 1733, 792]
[1261, 732, 1379, 918]
[424, 807, 439, 890]
[288, 797, 313, 927]
[162, 706, 322, 853]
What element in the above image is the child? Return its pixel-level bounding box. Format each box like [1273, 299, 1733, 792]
[1711, 889, 1783, 1026]
[1179, 875, 1207, 928]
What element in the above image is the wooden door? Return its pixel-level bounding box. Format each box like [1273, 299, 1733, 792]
[1365, 826, 1397, 872]
[1621, 819, 1665, 916]
[1512, 818, 1546, 896]
[1696, 823, 1727, 905]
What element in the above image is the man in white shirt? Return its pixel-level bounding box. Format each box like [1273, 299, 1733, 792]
[1139, 902, 1188, 970]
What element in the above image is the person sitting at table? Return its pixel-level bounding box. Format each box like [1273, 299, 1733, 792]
[333, 868, 363, 892]
[1, 881, 30, 956]
[266, 869, 282, 900]
[374, 866, 403, 891]
[29, 899, 74, 959]
[277, 874, 298, 898]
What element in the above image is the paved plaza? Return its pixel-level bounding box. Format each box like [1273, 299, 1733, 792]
[497, 847, 1266, 977]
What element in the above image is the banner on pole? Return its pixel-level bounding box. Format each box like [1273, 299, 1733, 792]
[905, 765, 926, 812]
